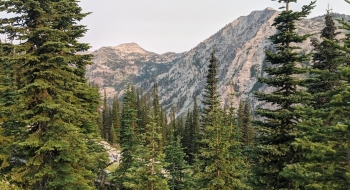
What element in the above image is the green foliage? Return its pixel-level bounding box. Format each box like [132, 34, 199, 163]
[165, 130, 194, 190]
[111, 96, 121, 144]
[0, 127, 11, 171]
[237, 100, 244, 132]
[194, 51, 250, 189]
[280, 108, 350, 189]
[136, 90, 151, 135]
[109, 123, 118, 145]
[182, 109, 192, 161]
[123, 120, 169, 190]
[160, 107, 167, 148]
[102, 89, 110, 141]
[307, 10, 344, 110]
[201, 51, 221, 120]
[283, 5, 350, 188]
[0, 0, 108, 188]
[0, 43, 16, 174]
[152, 83, 167, 149]
[0, 177, 22, 190]
[192, 97, 200, 155]
[115, 85, 139, 187]
[195, 110, 250, 190]
[242, 99, 254, 147]
[252, 1, 315, 189]
[182, 98, 200, 165]
[174, 115, 185, 139]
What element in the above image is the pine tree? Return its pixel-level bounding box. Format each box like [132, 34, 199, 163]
[237, 100, 244, 131]
[182, 98, 201, 165]
[195, 110, 249, 189]
[174, 115, 185, 139]
[153, 83, 161, 127]
[0, 42, 16, 173]
[280, 6, 350, 189]
[137, 92, 151, 135]
[183, 109, 192, 156]
[191, 97, 200, 159]
[123, 120, 168, 190]
[91, 84, 104, 139]
[201, 51, 221, 123]
[169, 108, 176, 132]
[0, 0, 108, 189]
[109, 123, 118, 145]
[242, 99, 253, 147]
[165, 128, 193, 190]
[307, 8, 344, 110]
[152, 82, 167, 149]
[252, 1, 315, 189]
[160, 107, 167, 148]
[280, 113, 350, 189]
[0, 177, 22, 190]
[111, 95, 121, 144]
[195, 51, 249, 189]
[102, 89, 110, 141]
[115, 85, 139, 187]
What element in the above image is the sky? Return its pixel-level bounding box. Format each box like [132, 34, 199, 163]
[77, 0, 350, 54]
[2, 1, 350, 54]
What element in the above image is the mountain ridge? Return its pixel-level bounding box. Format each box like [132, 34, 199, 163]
[85, 7, 350, 116]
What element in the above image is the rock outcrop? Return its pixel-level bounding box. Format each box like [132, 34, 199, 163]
[86, 8, 350, 115]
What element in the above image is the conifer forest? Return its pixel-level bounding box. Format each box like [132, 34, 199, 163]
[2, 0, 350, 189]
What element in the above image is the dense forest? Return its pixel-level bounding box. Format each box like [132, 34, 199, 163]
[1, 0, 350, 189]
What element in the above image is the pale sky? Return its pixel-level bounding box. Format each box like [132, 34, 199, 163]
[1, 1, 350, 53]
[77, 0, 350, 53]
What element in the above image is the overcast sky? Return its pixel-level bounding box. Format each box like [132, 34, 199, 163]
[77, 0, 350, 53]
[2, 1, 349, 53]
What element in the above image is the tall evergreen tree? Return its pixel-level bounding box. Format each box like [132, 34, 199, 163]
[152, 82, 167, 149]
[137, 92, 151, 135]
[183, 109, 192, 155]
[160, 107, 167, 148]
[0, 41, 16, 173]
[281, 6, 350, 189]
[152, 83, 161, 127]
[109, 123, 118, 145]
[307, 8, 344, 110]
[165, 128, 193, 190]
[252, 1, 315, 189]
[174, 115, 185, 139]
[123, 120, 168, 190]
[195, 110, 249, 189]
[102, 89, 110, 141]
[237, 100, 244, 131]
[182, 98, 201, 165]
[201, 51, 221, 122]
[242, 99, 253, 147]
[195, 51, 249, 189]
[0, 0, 108, 189]
[191, 97, 200, 157]
[111, 95, 121, 144]
[115, 85, 139, 187]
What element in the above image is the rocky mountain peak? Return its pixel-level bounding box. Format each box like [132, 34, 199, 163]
[265, 7, 276, 11]
[113, 42, 147, 54]
[86, 8, 350, 116]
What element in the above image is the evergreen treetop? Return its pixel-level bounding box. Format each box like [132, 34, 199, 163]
[307, 9, 344, 110]
[253, 0, 316, 189]
[0, 0, 108, 188]
[202, 50, 220, 117]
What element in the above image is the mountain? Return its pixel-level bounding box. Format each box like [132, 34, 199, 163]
[86, 42, 183, 97]
[86, 8, 350, 116]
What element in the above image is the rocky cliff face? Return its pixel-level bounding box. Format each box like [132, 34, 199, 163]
[86, 42, 183, 97]
[86, 8, 349, 116]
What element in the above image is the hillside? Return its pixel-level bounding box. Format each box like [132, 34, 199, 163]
[86, 8, 350, 115]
